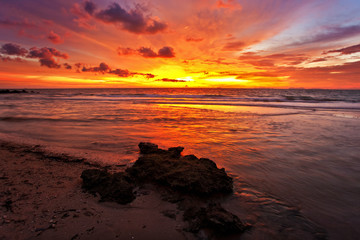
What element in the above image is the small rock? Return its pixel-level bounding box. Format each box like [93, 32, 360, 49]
[183, 203, 250, 235]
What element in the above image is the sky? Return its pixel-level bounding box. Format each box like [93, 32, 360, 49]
[0, 0, 360, 88]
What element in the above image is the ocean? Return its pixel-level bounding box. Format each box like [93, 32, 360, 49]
[0, 88, 359, 239]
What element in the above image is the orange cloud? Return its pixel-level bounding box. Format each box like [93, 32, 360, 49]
[48, 30, 64, 44]
[118, 46, 175, 58]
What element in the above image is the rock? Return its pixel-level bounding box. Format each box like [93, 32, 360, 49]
[138, 142, 159, 154]
[127, 143, 233, 196]
[0, 89, 28, 94]
[81, 169, 135, 204]
[168, 147, 184, 158]
[80, 143, 248, 238]
[183, 203, 250, 234]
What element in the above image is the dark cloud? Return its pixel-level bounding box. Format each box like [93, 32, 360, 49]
[158, 46, 175, 58]
[85, 1, 167, 34]
[82, 62, 110, 73]
[117, 47, 137, 55]
[139, 73, 155, 79]
[0, 19, 35, 28]
[157, 78, 187, 82]
[79, 62, 154, 78]
[1, 43, 69, 68]
[84, 1, 97, 15]
[74, 63, 83, 68]
[0, 43, 28, 56]
[27, 47, 68, 59]
[27, 47, 68, 68]
[109, 68, 132, 77]
[39, 58, 61, 68]
[325, 43, 360, 55]
[63, 63, 72, 69]
[138, 47, 158, 58]
[118, 46, 175, 58]
[48, 31, 63, 44]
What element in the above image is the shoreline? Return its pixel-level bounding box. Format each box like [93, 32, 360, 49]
[0, 140, 197, 240]
[0, 140, 330, 240]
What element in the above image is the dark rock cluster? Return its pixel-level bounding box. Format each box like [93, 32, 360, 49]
[127, 142, 233, 196]
[81, 142, 249, 236]
[0, 89, 29, 94]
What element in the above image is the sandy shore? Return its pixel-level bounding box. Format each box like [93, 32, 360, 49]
[0, 141, 196, 240]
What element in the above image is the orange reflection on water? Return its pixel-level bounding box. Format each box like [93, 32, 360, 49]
[128, 103, 267, 168]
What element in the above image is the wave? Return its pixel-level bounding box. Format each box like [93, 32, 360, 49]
[41, 91, 359, 104]
[0, 116, 125, 122]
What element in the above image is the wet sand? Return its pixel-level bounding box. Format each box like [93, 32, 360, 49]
[0, 141, 195, 240]
[0, 140, 331, 240]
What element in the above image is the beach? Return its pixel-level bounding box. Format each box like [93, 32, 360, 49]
[0, 140, 200, 240]
[0, 88, 359, 239]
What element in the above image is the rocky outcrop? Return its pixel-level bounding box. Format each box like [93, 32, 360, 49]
[0, 89, 28, 94]
[183, 203, 250, 234]
[80, 142, 249, 237]
[81, 169, 135, 204]
[127, 142, 233, 196]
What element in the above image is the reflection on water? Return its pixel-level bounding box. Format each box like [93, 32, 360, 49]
[0, 89, 359, 239]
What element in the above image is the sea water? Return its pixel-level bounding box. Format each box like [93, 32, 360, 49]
[0, 88, 359, 239]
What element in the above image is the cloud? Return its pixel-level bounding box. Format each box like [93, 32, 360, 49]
[0, 43, 28, 56]
[78, 62, 154, 78]
[109, 68, 132, 77]
[84, 1, 97, 15]
[310, 57, 328, 63]
[238, 52, 307, 67]
[82, 62, 110, 73]
[291, 25, 360, 47]
[158, 46, 175, 58]
[27, 47, 68, 59]
[156, 78, 187, 82]
[138, 47, 158, 58]
[0, 18, 35, 28]
[84, 1, 167, 34]
[222, 40, 245, 51]
[63, 63, 72, 69]
[1, 43, 69, 68]
[216, 0, 242, 9]
[48, 31, 63, 44]
[117, 46, 137, 55]
[0, 55, 24, 62]
[27, 47, 68, 68]
[186, 37, 204, 42]
[138, 73, 155, 79]
[39, 58, 61, 68]
[325, 43, 360, 55]
[118, 46, 175, 58]
[71, 3, 96, 30]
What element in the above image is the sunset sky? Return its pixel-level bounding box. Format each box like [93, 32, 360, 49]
[1, 0, 360, 88]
